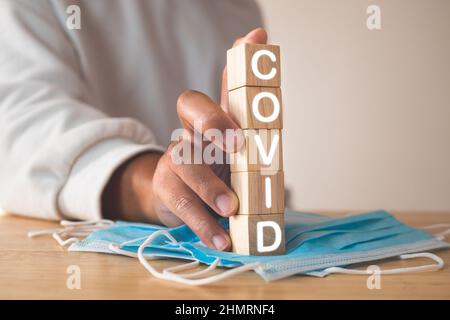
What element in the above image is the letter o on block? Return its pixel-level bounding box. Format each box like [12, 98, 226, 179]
[228, 87, 283, 129]
[252, 91, 280, 123]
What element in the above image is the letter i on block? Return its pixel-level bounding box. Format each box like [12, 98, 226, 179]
[227, 43, 285, 256]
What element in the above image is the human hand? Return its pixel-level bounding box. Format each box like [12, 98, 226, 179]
[103, 28, 268, 251]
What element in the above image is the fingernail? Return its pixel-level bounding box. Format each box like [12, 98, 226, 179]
[245, 27, 266, 41]
[245, 28, 261, 39]
[212, 235, 229, 251]
[215, 193, 237, 216]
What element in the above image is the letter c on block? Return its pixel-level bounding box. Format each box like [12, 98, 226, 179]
[252, 92, 280, 123]
[257, 221, 282, 253]
[251, 49, 277, 80]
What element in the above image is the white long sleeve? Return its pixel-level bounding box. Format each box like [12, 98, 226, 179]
[0, 0, 262, 220]
[0, 1, 165, 220]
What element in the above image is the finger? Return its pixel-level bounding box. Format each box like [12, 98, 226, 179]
[153, 156, 232, 251]
[168, 145, 238, 217]
[220, 27, 268, 111]
[154, 201, 184, 228]
[234, 27, 268, 47]
[177, 90, 241, 152]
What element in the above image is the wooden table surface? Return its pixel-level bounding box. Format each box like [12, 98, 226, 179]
[0, 212, 449, 300]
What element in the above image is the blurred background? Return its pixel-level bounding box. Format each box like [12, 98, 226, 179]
[257, 0, 450, 213]
[0, 0, 448, 218]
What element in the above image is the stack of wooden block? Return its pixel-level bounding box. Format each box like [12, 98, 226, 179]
[226, 43, 285, 256]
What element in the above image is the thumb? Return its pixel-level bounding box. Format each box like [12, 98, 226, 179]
[237, 27, 268, 46]
[221, 28, 268, 111]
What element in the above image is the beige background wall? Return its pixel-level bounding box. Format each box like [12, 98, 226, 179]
[257, 0, 450, 212]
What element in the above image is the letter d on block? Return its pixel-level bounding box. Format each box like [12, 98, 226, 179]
[257, 221, 282, 253]
[229, 213, 285, 255]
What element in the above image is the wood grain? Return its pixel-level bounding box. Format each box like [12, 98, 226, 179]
[231, 171, 285, 215]
[227, 43, 281, 91]
[229, 213, 285, 255]
[230, 129, 283, 173]
[227, 42, 284, 257]
[0, 212, 449, 299]
[228, 86, 283, 129]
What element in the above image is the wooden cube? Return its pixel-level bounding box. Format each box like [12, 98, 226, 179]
[227, 43, 281, 91]
[228, 86, 283, 129]
[231, 171, 284, 215]
[230, 129, 283, 173]
[229, 213, 285, 255]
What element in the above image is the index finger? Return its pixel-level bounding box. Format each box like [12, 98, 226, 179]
[177, 90, 242, 152]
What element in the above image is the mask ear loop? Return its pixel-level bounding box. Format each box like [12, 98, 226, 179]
[52, 232, 80, 246]
[136, 230, 261, 286]
[60, 219, 113, 227]
[28, 220, 113, 247]
[27, 228, 65, 237]
[419, 224, 450, 240]
[108, 242, 164, 260]
[316, 252, 444, 276]
[162, 259, 221, 279]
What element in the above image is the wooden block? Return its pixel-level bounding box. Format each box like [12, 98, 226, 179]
[228, 86, 283, 129]
[229, 213, 285, 255]
[231, 171, 284, 215]
[227, 43, 281, 91]
[230, 129, 283, 173]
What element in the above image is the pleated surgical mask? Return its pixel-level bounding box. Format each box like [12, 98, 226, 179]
[28, 210, 450, 285]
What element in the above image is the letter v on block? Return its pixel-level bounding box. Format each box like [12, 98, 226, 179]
[230, 170, 284, 215]
[230, 129, 283, 173]
[255, 132, 279, 165]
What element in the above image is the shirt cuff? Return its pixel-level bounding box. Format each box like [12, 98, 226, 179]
[58, 138, 165, 221]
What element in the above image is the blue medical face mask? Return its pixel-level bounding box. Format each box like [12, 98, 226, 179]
[29, 210, 450, 285]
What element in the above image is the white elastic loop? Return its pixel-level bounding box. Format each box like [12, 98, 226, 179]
[52, 232, 79, 247]
[60, 219, 113, 227]
[119, 236, 149, 247]
[163, 262, 261, 285]
[437, 229, 450, 237]
[27, 228, 65, 238]
[109, 243, 163, 260]
[419, 223, 450, 240]
[137, 230, 261, 286]
[318, 252, 444, 276]
[109, 243, 139, 257]
[61, 231, 93, 237]
[163, 260, 202, 274]
[419, 224, 450, 230]
[163, 259, 221, 279]
[28, 219, 113, 247]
